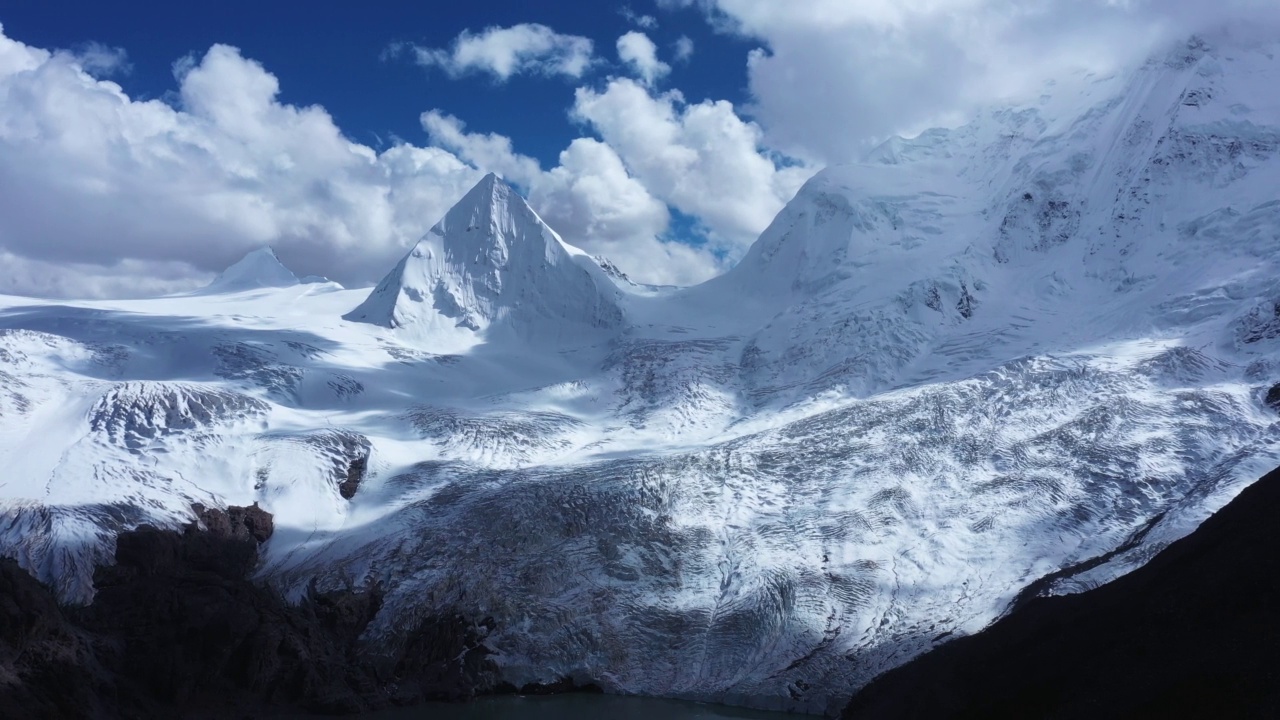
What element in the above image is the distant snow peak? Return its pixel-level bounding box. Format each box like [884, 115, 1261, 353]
[204, 247, 299, 293]
[345, 173, 624, 342]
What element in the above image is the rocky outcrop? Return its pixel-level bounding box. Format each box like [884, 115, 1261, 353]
[339, 455, 367, 500]
[1265, 382, 1280, 410]
[193, 502, 274, 543]
[0, 505, 498, 719]
[0, 556, 116, 719]
[842, 465, 1280, 719]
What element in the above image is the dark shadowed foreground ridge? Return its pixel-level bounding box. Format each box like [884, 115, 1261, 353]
[843, 465, 1280, 719]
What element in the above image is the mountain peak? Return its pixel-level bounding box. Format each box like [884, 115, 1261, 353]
[345, 175, 623, 342]
[453, 172, 504, 209]
[203, 247, 299, 293]
[437, 172, 521, 238]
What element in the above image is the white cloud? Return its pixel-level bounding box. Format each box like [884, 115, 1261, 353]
[673, 36, 695, 63]
[573, 78, 812, 252]
[532, 139, 669, 248]
[403, 24, 594, 81]
[537, 138, 721, 286]
[0, 26, 484, 295]
[70, 42, 131, 78]
[420, 110, 542, 187]
[673, 0, 1280, 163]
[0, 251, 202, 299]
[0, 22, 806, 296]
[421, 109, 721, 286]
[535, 137, 727, 285]
[616, 31, 671, 87]
[428, 74, 816, 276]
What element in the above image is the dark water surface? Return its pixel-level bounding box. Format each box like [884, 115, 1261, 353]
[361, 695, 810, 719]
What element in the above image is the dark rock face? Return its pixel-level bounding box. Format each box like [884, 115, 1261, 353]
[195, 502, 275, 543]
[494, 677, 605, 696]
[1265, 382, 1280, 410]
[0, 556, 117, 719]
[843, 466, 1280, 719]
[303, 430, 371, 500]
[1237, 301, 1280, 344]
[0, 505, 498, 719]
[340, 455, 367, 500]
[84, 526, 382, 715]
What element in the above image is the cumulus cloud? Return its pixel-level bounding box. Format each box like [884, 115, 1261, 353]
[420, 111, 542, 187]
[425, 75, 815, 272]
[531, 139, 670, 251]
[536, 138, 722, 286]
[616, 32, 671, 87]
[0, 21, 811, 296]
[399, 24, 594, 81]
[670, 0, 1280, 163]
[0, 26, 484, 296]
[573, 78, 812, 252]
[421, 109, 722, 286]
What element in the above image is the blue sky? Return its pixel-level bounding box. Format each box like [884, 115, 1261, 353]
[0, 1, 754, 167]
[0, 0, 1261, 297]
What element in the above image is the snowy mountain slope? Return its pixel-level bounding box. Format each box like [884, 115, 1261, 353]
[269, 345, 1277, 716]
[692, 32, 1280, 412]
[1, 32, 1279, 716]
[202, 247, 300, 293]
[345, 172, 624, 348]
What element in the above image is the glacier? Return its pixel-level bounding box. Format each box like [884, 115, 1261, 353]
[2, 32, 1280, 715]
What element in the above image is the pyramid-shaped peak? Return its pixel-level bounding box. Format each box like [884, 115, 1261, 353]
[203, 247, 299, 293]
[476, 171, 502, 191]
[457, 172, 510, 206]
[241, 247, 283, 264]
[345, 177, 624, 341]
[437, 172, 535, 235]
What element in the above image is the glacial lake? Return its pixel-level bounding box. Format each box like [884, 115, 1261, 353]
[363, 694, 810, 719]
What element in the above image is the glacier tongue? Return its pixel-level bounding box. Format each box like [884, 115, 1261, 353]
[2, 32, 1280, 718]
[345, 173, 624, 344]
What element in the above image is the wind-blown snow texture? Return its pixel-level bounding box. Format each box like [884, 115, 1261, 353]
[2, 34, 1280, 716]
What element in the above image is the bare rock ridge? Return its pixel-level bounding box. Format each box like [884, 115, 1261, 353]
[344, 173, 623, 340]
[0, 505, 500, 719]
[842, 463, 1280, 719]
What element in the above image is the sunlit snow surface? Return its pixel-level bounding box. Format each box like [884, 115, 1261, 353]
[3, 35, 1280, 716]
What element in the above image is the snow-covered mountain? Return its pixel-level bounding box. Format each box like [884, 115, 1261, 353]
[2, 32, 1280, 716]
[202, 247, 300, 293]
[344, 172, 624, 347]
